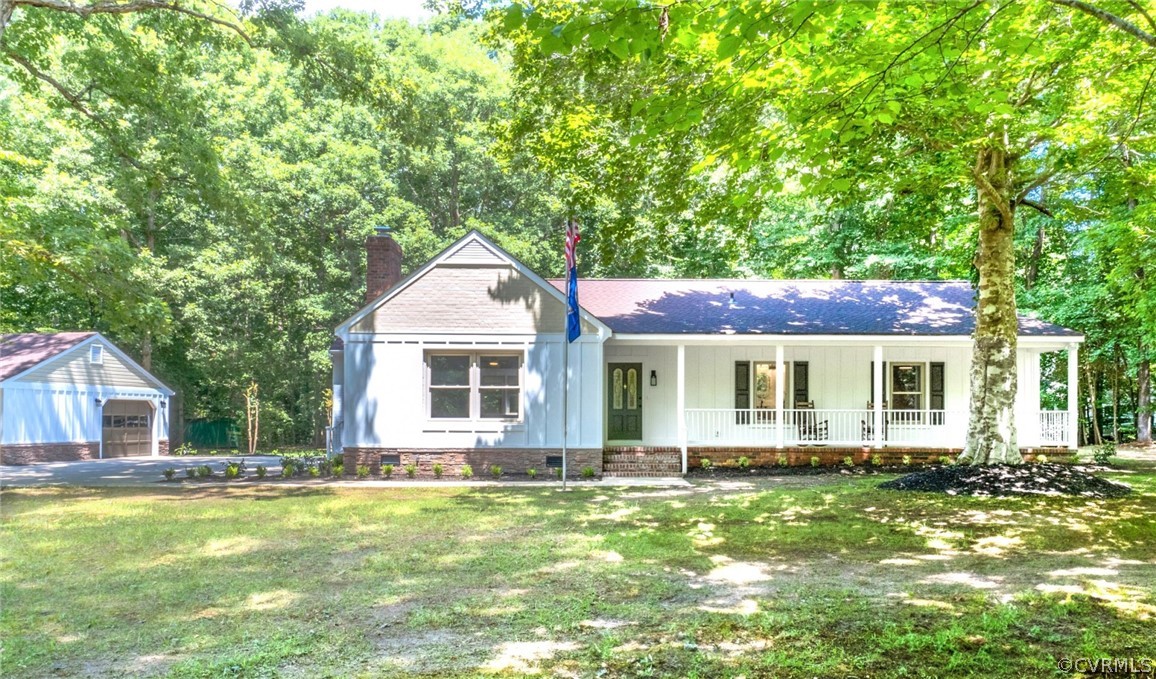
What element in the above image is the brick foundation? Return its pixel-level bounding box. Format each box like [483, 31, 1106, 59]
[342, 448, 603, 477]
[688, 446, 1075, 468]
[0, 442, 101, 465]
[158, 440, 170, 456]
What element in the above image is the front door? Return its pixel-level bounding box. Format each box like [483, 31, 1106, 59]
[607, 363, 643, 440]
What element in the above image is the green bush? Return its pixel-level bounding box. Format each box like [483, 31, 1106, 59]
[333, 462, 343, 477]
[1035, 454, 1049, 464]
[776, 454, 788, 467]
[581, 466, 595, 479]
[404, 463, 417, 478]
[938, 455, 953, 465]
[173, 444, 196, 456]
[490, 464, 502, 479]
[810, 456, 820, 467]
[901, 454, 912, 466]
[382, 464, 395, 478]
[1094, 441, 1116, 465]
[224, 462, 242, 479]
[197, 465, 212, 478]
[256, 465, 267, 478]
[527, 468, 537, 479]
[162, 468, 176, 481]
[737, 456, 750, 469]
[433, 463, 444, 478]
[461, 464, 474, 479]
[356, 464, 370, 479]
[871, 454, 883, 467]
[308, 465, 320, 478]
[281, 463, 294, 479]
[185, 467, 196, 479]
[700, 458, 712, 469]
[554, 467, 563, 479]
[843, 456, 855, 467]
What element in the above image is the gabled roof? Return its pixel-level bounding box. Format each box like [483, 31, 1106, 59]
[546, 279, 1081, 337]
[0, 332, 174, 393]
[336, 230, 611, 338]
[0, 332, 95, 381]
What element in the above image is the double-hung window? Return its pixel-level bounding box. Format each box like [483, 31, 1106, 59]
[890, 363, 924, 424]
[428, 352, 523, 421]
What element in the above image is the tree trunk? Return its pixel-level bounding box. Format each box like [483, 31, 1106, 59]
[1086, 364, 1102, 445]
[0, 0, 13, 42]
[1112, 353, 1120, 442]
[960, 146, 1021, 465]
[1138, 343, 1152, 443]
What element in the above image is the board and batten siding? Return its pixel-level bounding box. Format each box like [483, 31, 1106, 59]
[350, 265, 599, 335]
[341, 335, 603, 450]
[14, 340, 155, 389]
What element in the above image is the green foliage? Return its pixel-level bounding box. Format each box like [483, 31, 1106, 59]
[526, 468, 537, 479]
[460, 464, 474, 479]
[197, 465, 213, 478]
[382, 464, 395, 478]
[256, 465, 268, 478]
[810, 456, 820, 468]
[776, 454, 788, 467]
[162, 468, 176, 481]
[224, 461, 243, 479]
[902, 455, 913, 467]
[871, 455, 883, 467]
[185, 467, 197, 479]
[737, 456, 750, 470]
[1094, 442, 1117, 466]
[581, 466, 595, 479]
[356, 465, 370, 479]
[843, 456, 855, 468]
[432, 463, 444, 478]
[939, 456, 954, 466]
[1035, 455, 1049, 465]
[404, 463, 417, 479]
[308, 466, 320, 478]
[489, 465, 502, 478]
[700, 458, 712, 470]
[280, 463, 294, 479]
[554, 467, 563, 479]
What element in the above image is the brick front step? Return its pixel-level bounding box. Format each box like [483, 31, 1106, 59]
[604, 470, 682, 478]
[604, 464, 681, 473]
[603, 454, 681, 464]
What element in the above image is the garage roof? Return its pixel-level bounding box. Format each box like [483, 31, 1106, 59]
[0, 333, 96, 381]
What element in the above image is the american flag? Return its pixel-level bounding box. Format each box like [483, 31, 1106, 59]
[565, 219, 581, 343]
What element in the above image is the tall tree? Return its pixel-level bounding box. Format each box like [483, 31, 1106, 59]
[498, 0, 1155, 463]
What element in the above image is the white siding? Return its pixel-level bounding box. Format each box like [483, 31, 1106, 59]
[15, 339, 155, 389]
[0, 383, 169, 447]
[342, 335, 603, 450]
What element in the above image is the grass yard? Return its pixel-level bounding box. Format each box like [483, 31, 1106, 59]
[2, 465, 1155, 678]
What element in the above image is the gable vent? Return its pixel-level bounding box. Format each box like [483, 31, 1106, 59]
[89, 344, 104, 365]
[445, 239, 505, 265]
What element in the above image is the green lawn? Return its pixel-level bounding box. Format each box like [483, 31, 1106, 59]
[2, 467, 1155, 678]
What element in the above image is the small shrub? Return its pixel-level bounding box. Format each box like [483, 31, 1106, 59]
[843, 456, 855, 467]
[173, 443, 196, 456]
[527, 468, 537, 479]
[256, 465, 267, 478]
[208, 450, 219, 457]
[737, 456, 751, 470]
[356, 464, 370, 479]
[281, 464, 294, 479]
[404, 463, 417, 478]
[901, 454, 912, 466]
[555, 467, 563, 479]
[185, 467, 196, 479]
[1035, 454, 1049, 464]
[490, 464, 503, 479]
[162, 468, 176, 481]
[810, 456, 820, 467]
[197, 464, 212, 478]
[1093, 441, 1116, 465]
[433, 463, 444, 478]
[701, 458, 712, 469]
[461, 464, 474, 479]
[776, 454, 788, 467]
[333, 462, 343, 477]
[871, 454, 883, 467]
[938, 455, 953, 465]
[224, 462, 242, 479]
[308, 465, 320, 478]
[382, 464, 395, 478]
[581, 466, 595, 479]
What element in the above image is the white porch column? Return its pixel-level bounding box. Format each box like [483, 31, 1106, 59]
[873, 345, 884, 449]
[1067, 343, 1079, 450]
[677, 344, 687, 475]
[775, 344, 785, 448]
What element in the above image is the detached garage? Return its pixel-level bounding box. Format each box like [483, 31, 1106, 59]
[0, 333, 174, 465]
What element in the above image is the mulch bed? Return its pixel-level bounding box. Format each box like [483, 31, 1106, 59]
[878, 463, 1133, 498]
[689, 464, 924, 479]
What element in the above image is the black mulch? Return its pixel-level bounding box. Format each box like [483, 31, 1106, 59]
[878, 463, 1132, 498]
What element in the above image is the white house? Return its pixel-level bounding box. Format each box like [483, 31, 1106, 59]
[0, 333, 173, 465]
[332, 230, 1082, 476]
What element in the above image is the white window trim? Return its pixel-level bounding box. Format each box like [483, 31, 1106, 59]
[89, 344, 104, 365]
[889, 361, 930, 424]
[425, 350, 524, 423]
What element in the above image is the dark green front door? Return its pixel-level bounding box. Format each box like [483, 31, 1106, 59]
[608, 363, 643, 440]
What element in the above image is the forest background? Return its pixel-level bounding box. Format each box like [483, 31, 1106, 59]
[2, 0, 1151, 448]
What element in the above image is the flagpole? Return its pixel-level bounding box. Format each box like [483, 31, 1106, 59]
[562, 332, 569, 491]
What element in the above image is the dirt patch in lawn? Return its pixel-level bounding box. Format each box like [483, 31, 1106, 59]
[879, 463, 1133, 498]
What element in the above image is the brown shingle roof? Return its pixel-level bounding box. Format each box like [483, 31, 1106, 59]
[0, 332, 95, 382]
[547, 279, 1079, 336]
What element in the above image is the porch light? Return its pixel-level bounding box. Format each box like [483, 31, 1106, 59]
[650, 370, 658, 387]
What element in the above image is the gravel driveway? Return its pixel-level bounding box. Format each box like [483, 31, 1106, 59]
[0, 455, 283, 488]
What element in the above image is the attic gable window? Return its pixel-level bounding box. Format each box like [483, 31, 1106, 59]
[89, 344, 104, 365]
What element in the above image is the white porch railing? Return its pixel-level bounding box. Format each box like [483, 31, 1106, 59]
[685, 408, 968, 448]
[1038, 411, 1069, 446]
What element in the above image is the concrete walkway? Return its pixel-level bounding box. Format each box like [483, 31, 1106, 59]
[0, 456, 691, 489]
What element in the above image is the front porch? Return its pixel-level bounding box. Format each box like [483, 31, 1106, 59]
[604, 337, 1080, 474]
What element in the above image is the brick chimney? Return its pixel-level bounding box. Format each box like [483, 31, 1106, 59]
[365, 226, 403, 303]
